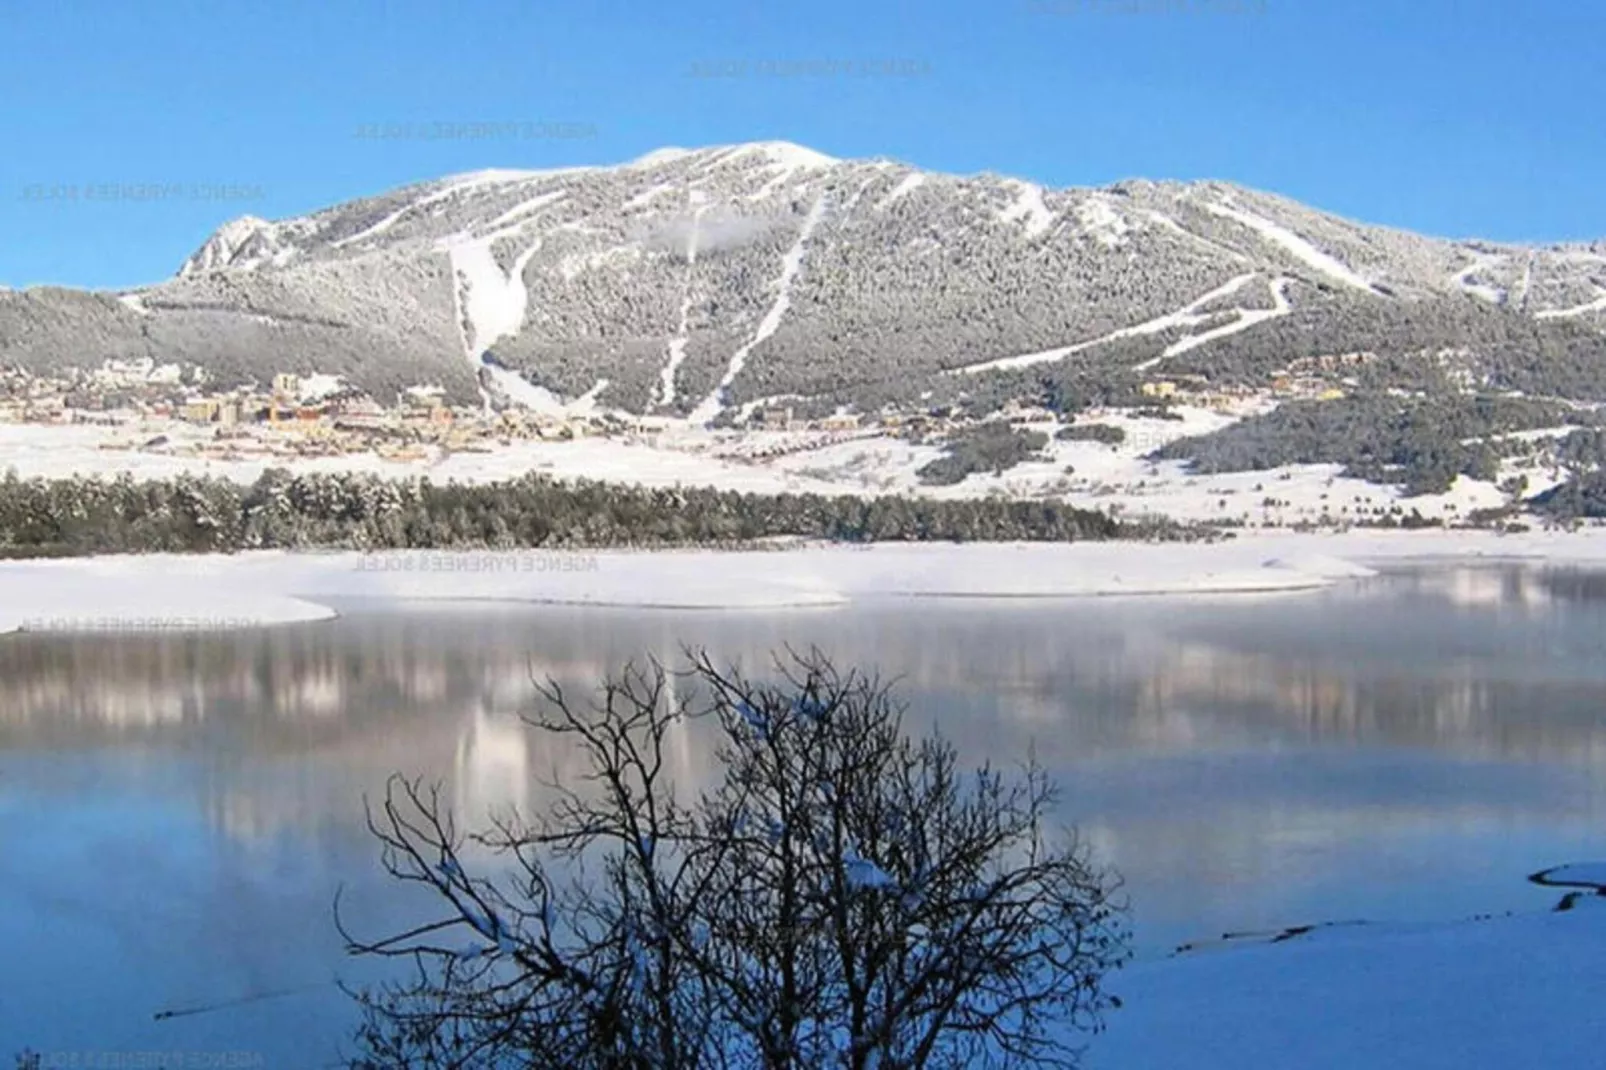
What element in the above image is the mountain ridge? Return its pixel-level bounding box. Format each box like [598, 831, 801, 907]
[3, 141, 1603, 419]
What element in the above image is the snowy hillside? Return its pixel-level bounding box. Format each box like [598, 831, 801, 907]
[3, 141, 1604, 420]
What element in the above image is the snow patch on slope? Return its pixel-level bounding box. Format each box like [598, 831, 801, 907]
[445, 234, 570, 414]
[1513, 251, 1535, 311]
[333, 192, 457, 251]
[566, 379, 611, 417]
[660, 333, 692, 408]
[627, 147, 696, 169]
[689, 196, 828, 424]
[876, 172, 926, 210]
[1074, 196, 1132, 248]
[440, 168, 573, 187]
[1202, 198, 1375, 293]
[734, 141, 839, 170]
[658, 202, 710, 408]
[481, 365, 567, 414]
[999, 180, 1057, 239]
[450, 240, 536, 354]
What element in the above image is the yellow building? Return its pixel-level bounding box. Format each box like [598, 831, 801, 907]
[1140, 381, 1177, 399]
[181, 398, 221, 423]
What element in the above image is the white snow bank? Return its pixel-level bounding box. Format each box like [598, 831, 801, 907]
[0, 555, 337, 635]
[1094, 900, 1606, 1069]
[5, 528, 1606, 628]
[0, 542, 1374, 629]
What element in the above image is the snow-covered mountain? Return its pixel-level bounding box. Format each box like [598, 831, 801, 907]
[4, 141, 1604, 416]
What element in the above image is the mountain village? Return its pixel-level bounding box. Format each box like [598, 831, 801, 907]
[0, 351, 1361, 472]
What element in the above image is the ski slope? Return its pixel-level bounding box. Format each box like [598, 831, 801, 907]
[955, 272, 1260, 375]
[688, 196, 828, 424]
[1451, 252, 1508, 304]
[1535, 285, 1606, 319]
[330, 171, 548, 251]
[1202, 198, 1375, 293]
[1138, 276, 1294, 369]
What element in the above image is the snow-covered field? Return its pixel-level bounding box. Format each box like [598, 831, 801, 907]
[0, 403, 1576, 531]
[0, 421, 854, 496]
[1095, 897, 1606, 1069]
[6, 528, 1606, 635]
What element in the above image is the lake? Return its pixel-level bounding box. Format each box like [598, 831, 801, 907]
[4, 563, 1606, 1065]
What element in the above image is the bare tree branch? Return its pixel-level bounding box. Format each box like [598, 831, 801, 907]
[341, 648, 1129, 1069]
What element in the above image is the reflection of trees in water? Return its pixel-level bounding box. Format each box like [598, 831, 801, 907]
[1346, 564, 1606, 611]
[1532, 566, 1606, 605]
[0, 616, 605, 743]
[2, 595, 1605, 772]
[454, 703, 529, 825]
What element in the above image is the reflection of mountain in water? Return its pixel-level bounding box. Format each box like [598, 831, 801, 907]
[1, 565, 1604, 848]
[2, 564, 1604, 968]
[1, 566, 1604, 762]
[455, 703, 530, 824]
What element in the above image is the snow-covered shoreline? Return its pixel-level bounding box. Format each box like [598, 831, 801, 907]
[4, 528, 1606, 635]
[0, 554, 340, 636]
[1095, 896, 1606, 1069]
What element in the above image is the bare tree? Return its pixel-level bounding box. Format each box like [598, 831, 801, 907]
[339, 648, 1129, 1069]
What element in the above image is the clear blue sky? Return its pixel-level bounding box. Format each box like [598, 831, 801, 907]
[3, 0, 1602, 291]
